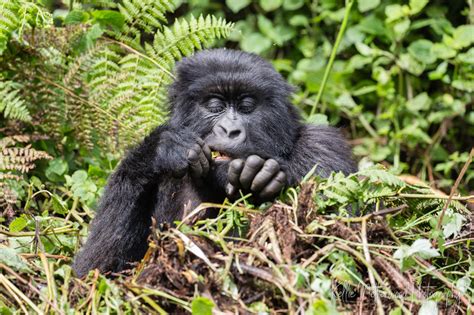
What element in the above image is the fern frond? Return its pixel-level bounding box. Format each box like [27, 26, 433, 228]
[117, 0, 175, 46]
[0, 135, 51, 173]
[0, 81, 31, 121]
[0, 0, 52, 53]
[146, 15, 234, 71]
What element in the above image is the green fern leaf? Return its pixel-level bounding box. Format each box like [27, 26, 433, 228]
[0, 81, 31, 121]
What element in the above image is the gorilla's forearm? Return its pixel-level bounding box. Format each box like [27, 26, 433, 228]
[283, 124, 357, 185]
[72, 137, 160, 277]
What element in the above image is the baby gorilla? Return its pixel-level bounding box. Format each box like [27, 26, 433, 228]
[73, 49, 357, 277]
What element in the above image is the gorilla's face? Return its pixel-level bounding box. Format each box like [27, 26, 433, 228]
[168, 49, 302, 190]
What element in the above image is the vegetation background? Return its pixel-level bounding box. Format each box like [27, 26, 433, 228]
[0, 0, 473, 314]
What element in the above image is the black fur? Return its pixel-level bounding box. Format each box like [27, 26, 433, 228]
[72, 49, 357, 277]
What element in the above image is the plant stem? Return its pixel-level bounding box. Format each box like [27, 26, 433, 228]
[310, 0, 353, 116]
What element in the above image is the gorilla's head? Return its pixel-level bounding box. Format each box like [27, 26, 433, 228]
[168, 49, 302, 190]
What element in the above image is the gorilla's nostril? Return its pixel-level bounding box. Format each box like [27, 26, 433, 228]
[228, 130, 241, 139]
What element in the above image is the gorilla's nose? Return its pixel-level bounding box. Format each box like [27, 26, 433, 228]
[214, 118, 246, 143]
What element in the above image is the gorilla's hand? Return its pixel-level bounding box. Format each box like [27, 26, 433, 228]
[226, 155, 287, 200]
[155, 130, 211, 179]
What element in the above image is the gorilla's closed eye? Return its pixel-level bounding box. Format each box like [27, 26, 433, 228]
[238, 96, 256, 114]
[207, 97, 226, 113]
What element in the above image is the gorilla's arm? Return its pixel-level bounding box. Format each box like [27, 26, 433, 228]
[72, 133, 158, 277]
[284, 124, 357, 184]
[73, 126, 211, 277]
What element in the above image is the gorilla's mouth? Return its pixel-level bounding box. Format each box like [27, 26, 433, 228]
[212, 150, 231, 161]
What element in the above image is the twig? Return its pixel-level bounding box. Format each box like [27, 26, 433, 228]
[436, 148, 474, 230]
[395, 193, 474, 201]
[1, 264, 64, 314]
[0, 274, 42, 314]
[373, 257, 424, 300]
[360, 218, 384, 315]
[301, 244, 336, 268]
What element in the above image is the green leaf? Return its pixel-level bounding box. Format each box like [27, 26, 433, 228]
[241, 33, 272, 54]
[45, 159, 68, 182]
[226, 0, 251, 13]
[394, 239, 440, 261]
[358, 0, 380, 13]
[418, 300, 438, 315]
[307, 114, 329, 125]
[0, 248, 30, 272]
[64, 10, 88, 25]
[457, 47, 474, 64]
[259, 0, 283, 12]
[92, 10, 125, 32]
[455, 276, 471, 294]
[283, 0, 304, 10]
[406, 92, 431, 112]
[385, 4, 408, 23]
[9, 217, 28, 232]
[398, 53, 425, 75]
[72, 170, 88, 183]
[409, 0, 429, 15]
[432, 43, 456, 59]
[442, 212, 465, 238]
[408, 39, 436, 64]
[452, 25, 474, 49]
[452, 80, 474, 92]
[358, 168, 405, 187]
[191, 297, 214, 315]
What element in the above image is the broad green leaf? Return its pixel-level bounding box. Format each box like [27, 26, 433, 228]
[393, 19, 410, 41]
[398, 53, 424, 75]
[260, 0, 283, 12]
[408, 39, 436, 64]
[452, 80, 474, 92]
[418, 300, 438, 315]
[72, 170, 88, 183]
[306, 299, 339, 315]
[358, 0, 380, 13]
[9, 216, 27, 232]
[385, 4, 408, 23]
[406, 92, 431, 112]
[307, 114, 329, 125]
[46, 158, 68, 182]
[455, 276, 471, 294]
[457, 47, 474, 64]
[394, 239, 440, 260]
[452, 25, 474, 49]
[0, 247, 31, 272]
[240, 32, 272, 54]
[409, 0, 429, 14]
[92, 10, 125, 31]
[283, 0, 304, 10]
[64, 10, 88, 25]
[432, 43, 456, 59]
[442, 212, 466, 238]
[226, 0, 250, 13]
[191, 297, 214, 315]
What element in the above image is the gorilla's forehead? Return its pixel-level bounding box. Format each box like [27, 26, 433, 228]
[187, 71, 277, 99]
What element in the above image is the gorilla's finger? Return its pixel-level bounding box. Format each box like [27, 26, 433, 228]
[188, 149, 203, 178]
[250, 159, 280, 192]
[226, 183, 237, 196]
[199, 149, 209, 176]
[196, 138, 211, 160]
[259, 171, 287, 199]
[228, 159, 244, 186]
[240, 155, 265, 189]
